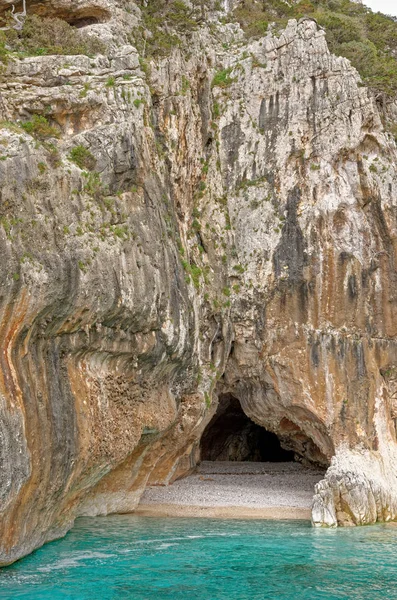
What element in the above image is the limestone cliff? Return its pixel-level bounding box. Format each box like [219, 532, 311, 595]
[1, 0, 397, 565]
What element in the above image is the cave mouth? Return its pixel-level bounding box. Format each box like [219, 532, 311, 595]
[68, 16, 101, 28]
[200, 395, 296, 463]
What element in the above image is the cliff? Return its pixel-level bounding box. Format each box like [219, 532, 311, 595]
[1, 0, 397, 564]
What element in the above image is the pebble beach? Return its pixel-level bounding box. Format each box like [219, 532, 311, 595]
[137, 461, 325, 520]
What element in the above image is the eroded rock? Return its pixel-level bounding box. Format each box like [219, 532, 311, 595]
[1, 0, 397, 564]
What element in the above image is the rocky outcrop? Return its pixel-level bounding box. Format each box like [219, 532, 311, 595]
[1, 0, 397, 564]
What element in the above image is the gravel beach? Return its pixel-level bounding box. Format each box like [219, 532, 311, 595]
[136, 461, 325, 520]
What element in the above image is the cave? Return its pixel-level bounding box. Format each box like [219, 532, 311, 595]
[200, 395, 295, 462]
[68, 16, 101, 28]
[200, 394, 331, 466]
[0, 3, 111, 27]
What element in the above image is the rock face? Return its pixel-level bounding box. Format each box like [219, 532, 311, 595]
[1, 0, 397, 564]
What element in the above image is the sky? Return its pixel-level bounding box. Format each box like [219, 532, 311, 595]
[364, 0, 397, 16]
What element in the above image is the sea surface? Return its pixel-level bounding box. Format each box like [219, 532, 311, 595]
[1, 516, 397, 599]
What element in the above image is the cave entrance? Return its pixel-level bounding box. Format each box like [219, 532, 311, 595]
[200, 395, 295, 463]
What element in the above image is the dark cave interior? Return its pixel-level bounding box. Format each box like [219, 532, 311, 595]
[200, 395, 295, 462]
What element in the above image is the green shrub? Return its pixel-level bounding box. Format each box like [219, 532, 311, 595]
[79, 83, 90, 98]
[181, 75, 190, 94]
[212, 67, 235, 88]
[234, 0, 295, 37]
[181, 258, 202, 289]
[190, 264, 202, 289]
[113, 225, 130, 239]
[82, 171, 106, 200]
[21, 115, 59, 140]
[69, 145, 96, 170]
[315, 12, 362, 46]
[133, 0, 201, 58]
[336, 40, 397, 94]
[5, 14, 106, 57]
[213, 102, 221, 117]
[0, 32, 8, 63]
[233, 264, 245, 274]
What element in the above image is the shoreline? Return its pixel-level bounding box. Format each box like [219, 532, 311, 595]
[137, 461, 323, 521]
[135, 503, 312, 520]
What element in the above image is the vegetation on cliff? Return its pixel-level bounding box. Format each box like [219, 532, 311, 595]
[1, 0, 396, 98]
[131, 0, 397, 97]
[235, 0, 397, 95]
[0, 14, 105, 58]
[133, 0, 203, 57]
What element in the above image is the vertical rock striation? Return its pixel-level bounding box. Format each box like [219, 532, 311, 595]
[1, 0, 397, 563]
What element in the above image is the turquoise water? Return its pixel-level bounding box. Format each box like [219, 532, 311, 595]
[1, 516, 397, 599]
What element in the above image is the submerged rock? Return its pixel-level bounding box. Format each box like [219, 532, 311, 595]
[1, 0, 397, 563]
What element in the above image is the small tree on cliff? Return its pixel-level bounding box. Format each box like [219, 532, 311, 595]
[0, 0, 27, 32]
